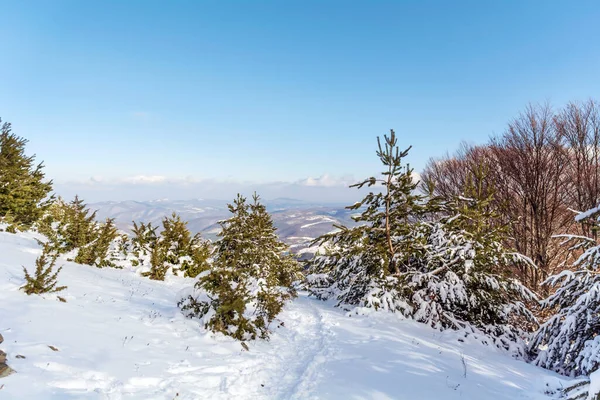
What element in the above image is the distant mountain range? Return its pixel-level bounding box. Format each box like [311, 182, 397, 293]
[90, 198, 359, 259]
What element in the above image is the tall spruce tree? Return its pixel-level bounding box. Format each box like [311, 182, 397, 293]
[179, 193, 300, 340]
[306, 130, 428, 310]
[0, 119, 53, 230]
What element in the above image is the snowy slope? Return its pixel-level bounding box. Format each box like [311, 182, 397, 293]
[0, 230, 568, 399]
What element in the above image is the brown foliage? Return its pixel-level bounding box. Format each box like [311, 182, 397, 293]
[422, 100, 600, 293]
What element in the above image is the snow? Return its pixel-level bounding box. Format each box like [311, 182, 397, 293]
[300, 216, 337, 229]
[575, 205, 600, 222]
[0, 230, 568, 399]
[588, 370, 600, 400]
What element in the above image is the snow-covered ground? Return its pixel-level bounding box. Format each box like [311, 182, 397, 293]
[0, 230, 569, 399]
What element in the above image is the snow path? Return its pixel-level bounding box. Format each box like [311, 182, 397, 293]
[0, 230, 572, 399]
[256, 297, 336, 399]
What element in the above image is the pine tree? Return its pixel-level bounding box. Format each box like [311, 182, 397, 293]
[402, 174, 537, 356]
[246, 194, 301, 333]
[0, 118, 53, 230]
[530, 206, 600, 377]
[183, 237, 212, 278]
[305, 130, 428, 310]
[37, 196, 99, 253]
[21, 244, 67, 295]
[159, 213, 211, 278]
[138, 213, 211, 280]
[92, 218, 120, 267]
[75, 218, 120, 267]
[130, 221, 158, 264]
[36, 197, 124, 268]
[62, 196, 98, 252]
[145, 242, 169, 280]
[36, 197, 68, 253]
[179, 193, 300, 340]
[248, 194, 301, 288]
[305, 132, 535, 355]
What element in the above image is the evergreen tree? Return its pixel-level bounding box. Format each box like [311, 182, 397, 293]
[145, 242, 169, 280]
[248, 195, 301, 288]
[306, 130, 428, 310]
[305, 132, 535, 356]
[36, 197, 124, 268]
[138, 213, 211, 280]
[179, 193, 300, 340]
[37, 196, 98, 254]
[92, 218, 120, 267]
[21, 244, 67, 295]
[75, 218, 120, 267]
[130, 221, 158, 265]
[0, 119, 53, 230]
[531, 206, 600, 376]
[36, 197, 69, 253]
[403, 175, 537, 356]
[62, 196, 98, 252]
[159, 213, 211, 278]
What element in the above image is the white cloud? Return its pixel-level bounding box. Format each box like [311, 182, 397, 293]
[53, 173, 370, 203]
[67, 175, 204, 186]
[122, 175, 168, 184]
[296, 174, 355, 187]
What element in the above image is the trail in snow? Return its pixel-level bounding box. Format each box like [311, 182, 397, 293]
[244, 296, 337, 399]
[0, 230, 571, 399]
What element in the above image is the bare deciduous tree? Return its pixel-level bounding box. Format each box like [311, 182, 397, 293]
[490, 104, 572, 289]
[555, 100, 600, 238]
[421, 102, 598, 292]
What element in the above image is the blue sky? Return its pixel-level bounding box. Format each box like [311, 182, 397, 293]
[1, 0, 599, 201]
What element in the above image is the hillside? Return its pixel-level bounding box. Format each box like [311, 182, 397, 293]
[0, 229, 569, 399]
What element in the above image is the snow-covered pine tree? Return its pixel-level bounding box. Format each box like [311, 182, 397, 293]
[35, 197, 69, 253]
[0, 118, 53, 231]
[36, 197, 124, 268]
[179, 193, 300, 340]
[246, 194, 302, 313]
[305, 130, 428, 312]
[158, 213, 211, 278]
[403, 172, 537, 356]
[38, 195, 98, 254]
[140, 213, 211, 280]
[130, 221, 158, 266]
[306, 132, 535, 355]
[530, 206, 600, 376]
